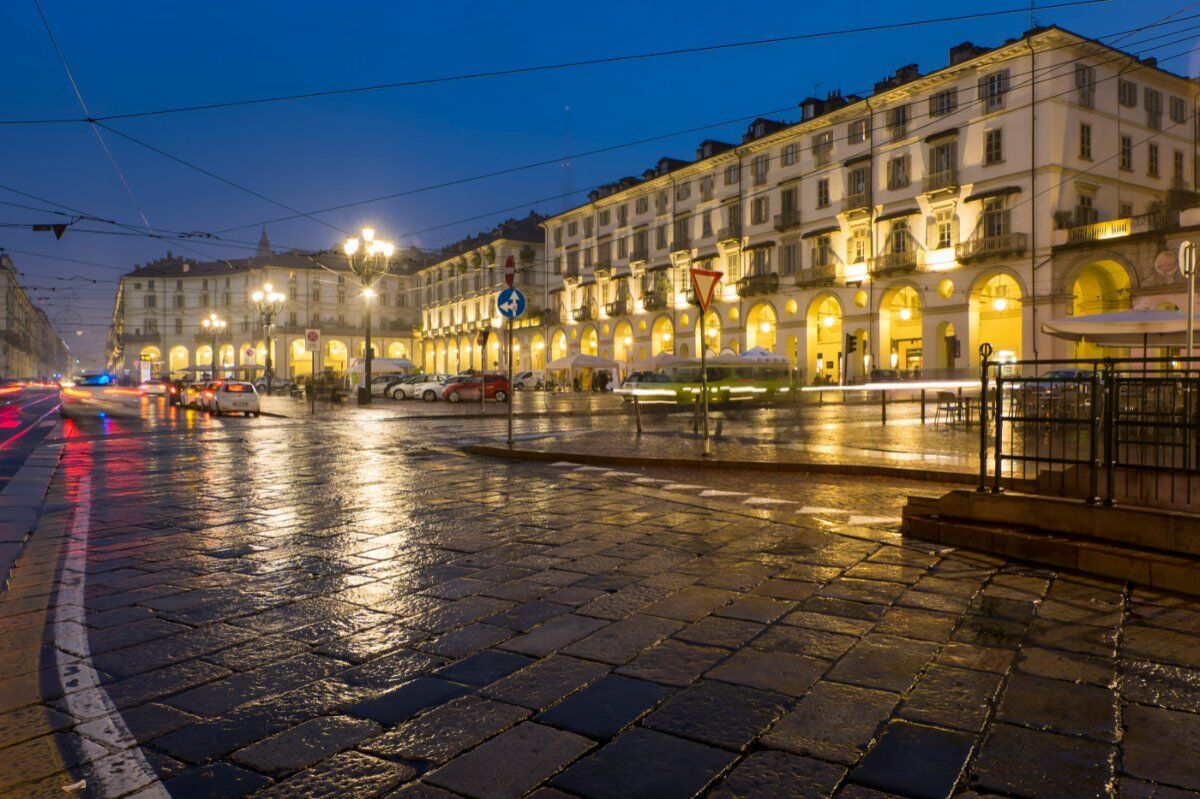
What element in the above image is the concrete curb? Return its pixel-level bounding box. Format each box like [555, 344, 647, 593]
[462, 443, 980, 485]
[0, 420, 65, 592]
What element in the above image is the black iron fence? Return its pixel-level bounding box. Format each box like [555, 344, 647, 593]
[979, 345, 1200, 509]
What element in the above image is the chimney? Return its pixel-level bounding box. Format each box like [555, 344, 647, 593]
[949, 42, 989, 66]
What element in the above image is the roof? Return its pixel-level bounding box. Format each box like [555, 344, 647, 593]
[123, 247, 435, 280]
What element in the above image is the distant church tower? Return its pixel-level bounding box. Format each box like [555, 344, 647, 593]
[256, 227, 271, 259]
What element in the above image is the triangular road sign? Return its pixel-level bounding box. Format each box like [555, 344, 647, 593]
[689, 267, 723, 312]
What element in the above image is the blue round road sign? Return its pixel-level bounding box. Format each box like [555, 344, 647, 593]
[497, 288, 526, 319]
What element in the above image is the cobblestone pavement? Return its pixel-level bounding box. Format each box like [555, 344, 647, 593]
[1, 408, 1198, 798]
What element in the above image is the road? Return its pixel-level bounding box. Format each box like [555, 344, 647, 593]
[0, 397, 1197, 798]
[0, 386, 60, 491]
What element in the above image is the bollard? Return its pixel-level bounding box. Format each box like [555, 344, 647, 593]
[881, 389, 887, 425]
[634, 393, 642, 435]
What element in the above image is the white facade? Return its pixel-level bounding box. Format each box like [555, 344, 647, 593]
[542, 28, 1199, 380]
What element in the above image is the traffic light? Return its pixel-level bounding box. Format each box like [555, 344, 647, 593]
[846, 333, 858, 354]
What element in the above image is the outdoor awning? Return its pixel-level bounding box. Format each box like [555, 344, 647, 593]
[964, 185, 1022, 203]
[801, 225, 840, 240]
[546, 353, 620, 370]
[645, 261, 673, 272]
[706, 347, 788, 365]
[925, 127, 959, 143]
[1041, 309, 1187, 346]
[877, 207, 920, 223]
[633, 352, 697, 370]
[843, 154, 871, 168]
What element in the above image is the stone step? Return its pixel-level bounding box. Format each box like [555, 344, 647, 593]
[904, 512, 1200, 597]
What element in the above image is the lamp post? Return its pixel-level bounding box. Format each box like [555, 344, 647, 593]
[344, 228, 395, 405]
[200, 312, 226, 379]
[251, 283, 285, 394]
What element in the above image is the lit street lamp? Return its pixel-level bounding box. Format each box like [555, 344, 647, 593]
[343, 228, 395, 405]
[200, 312, 226, 378]
[251, 283, 285, 394]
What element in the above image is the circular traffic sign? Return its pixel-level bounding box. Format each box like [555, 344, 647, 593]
[306, 329, 320, 343]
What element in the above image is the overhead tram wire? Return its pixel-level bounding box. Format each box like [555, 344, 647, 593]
[213, 12, 1200, 235]
[0, 0, 1109, 127]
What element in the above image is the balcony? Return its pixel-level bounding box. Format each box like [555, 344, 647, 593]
[774, 209, 802, 232]
[795, 263, 838, 287]
[122, 331, 161, 344]
[717, 222, 742, 243]
[193, 331, 233, 345]
[922, 169, 958, 194]
[736, 273, 779, 298]
[1064, 212, 1170, 245]
[842, 192, 871, 213]
[873, 249, 918, 276]
[671, 234, 691, 254]
[605, 298, 632, 317]
[572, 306, 596, 323]
[562, 263, 581, 279]
[955, 232, 1028, 263]
[642, 291, 670, 311]
[630, 246, 649, 263]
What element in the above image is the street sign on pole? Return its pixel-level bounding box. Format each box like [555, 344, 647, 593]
[1180, 241, 1196, 359]
[504, 255, 516, 288]
[243, 346, 255, 362]
[497, 288, 526, 319]
[303, 328, 321, 353]
[689, 267, 723, 313]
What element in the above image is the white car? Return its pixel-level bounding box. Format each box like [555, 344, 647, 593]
[211, 381, 260, 417]
[60, 373, 143, 417]
[369, 374, 405, 397]
[139, 379, 169, 396]
[405, 374, 452, 401]
[512, 370, 545, 390]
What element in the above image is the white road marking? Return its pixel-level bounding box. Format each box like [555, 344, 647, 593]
[632, 477, 669, 484]
[796, 506, 849, 515]
[602, 471, 641, 478]
[54, 474, 169, 798]
[550, 462, 578, 467]
[700, 489, 749, 497]
[743, 497, 795, 505]
[662, 483, 704, 490]
[572, 466, 609, 472]
[848, 514, 903, 526]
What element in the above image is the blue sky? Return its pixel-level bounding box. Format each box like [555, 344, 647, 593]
[1, 0, 1196, 365]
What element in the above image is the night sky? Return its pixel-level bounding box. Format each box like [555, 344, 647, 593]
[2, 0, 1196, 367]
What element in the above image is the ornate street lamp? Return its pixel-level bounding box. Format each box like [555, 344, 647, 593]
[251, 283, 285, 394]
[200, 312, 226, 378]
[343, 228, 395, 405]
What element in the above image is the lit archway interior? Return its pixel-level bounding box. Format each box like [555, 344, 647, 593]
[388, 341, 408, 359]
[195, 345, 213, 372]
[168, 346, 189, 375]
[290, 339, 312, 379]
[139, 346, 162, 376]
[486, 334, 501, 370]
[651, 316, 674, 355]
[218, 344, 234, 371]
[435, 341, 446, 373]
[880, 286, 923, 373]
[531, 333, 546, 370]
[746, 303, 777, 352]
[580, 325, 598, 356]
[613, 321, 634, 365]
[1072, 259, 1132, 359]
[551, 330, 568, 361]
[326, 339, 348, 373]
[971, 272, 1023, 365]
[806, 295, 843, 382]
[697, 310, 720, 356]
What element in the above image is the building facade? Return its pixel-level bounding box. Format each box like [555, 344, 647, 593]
[1, 255, 69, 379]
[417, 213, 549, 374]
[106, 235, 426, 380]
[541, 27, 1200, 381]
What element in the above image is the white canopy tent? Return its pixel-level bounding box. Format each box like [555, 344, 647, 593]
[545, 353, 620, 370]
[1041, 309, 1187, 347]
[632, 351, 696, 370]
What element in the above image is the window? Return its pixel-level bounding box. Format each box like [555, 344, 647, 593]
[929, 141, 957, 177]
[174, 280, 182, 290]
[889, 219, 911, 253]
[850, 227, 869, 263]
[981, 197, 1010, 238]
[747, 247, 771, 276]
[173, 294, 184, 309]
[751, 196, 770, 225]
[846, 166, 869, 199]
[848, 118, 870, 144]
[674, 182, 690, 202]
[552, 227, 562, 246]
[145, 318, 157, 333]
[635, 196, 648, 214]
[1079, 123, 1092, 160]
[1148, 142, 1160, 177]
[144, 294, 156, 308]
[702, 211, 713, 237]
[813, 131, 833, 166]
[984, 129, 1004, 165]
[812, 235, 832, 268]
[1119, 79, 1138, 107]
[726, 204, 741, 231]
[1075, 192, 1096, 225]
[780, 186, 798, 215]
[567, 221, 577, 236]
[886, 155, 910, 190]
[781, 143, 799, 166]
[655, 225, 667, 249]
[617, 236, 628, 258]
[584, 216, 593, 236]
[288, 311, 298, 326]
[617, 204, 628, 226]
[174, 319, 182, 334]
[929, 88, 958, 117]
[1175, 149, 1186, 184]
[780, 243, 798, 276]
[1120, 202, 1133, 218]
[934, 207, 954, 249]
[312, 287, 321, 303]
[816, 178, 830, 209]
[980, 70, 1010, 112]
[1171, 95, 1187, 124]
[699, 175, 714, 200]
[1119, 135, 1133, 170]
[598, 209, 610, 226]
[673, 217, 689, 244]
[1145, 88, 1163, 129]
[655, 191, 668, 213]
[751, 154, 769, 185]
[886, 105, 909, 140]
[1075, 63, 1095, 108]
[724, 163, 740, 185]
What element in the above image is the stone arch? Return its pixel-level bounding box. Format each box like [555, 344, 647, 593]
[531, 333, 547, 370]
[551, 329, 568, 361]
[168, 346, 189, 375]
[746, 301, 778, 352]
[387, 341, 408, 359]
[1057, 251, 1139, 297]
[970, 271, 1024, 364]
[613, 320, 634, 366]
[1067, 258, 1134, 358]
[878, 285, 924, 373]
[697, 309, 721, 356]
[290, 338, 311, 380]
[580, 324, 598, 356]
[651, 315, 675, 356]
[195, 345, 213, 373]
[326, 339, 348, 373]
[806, 293, 844, 383]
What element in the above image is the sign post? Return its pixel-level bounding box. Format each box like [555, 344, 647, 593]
[477, 328, 490, 415]
[689, 267, 723, 457]
[1180, 241, 1196, 359]
[497, 286, 526, 447]
[304, 329, 321, 415]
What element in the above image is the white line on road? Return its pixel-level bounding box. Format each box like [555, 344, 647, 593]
[743, 497, 795, 505]
[796, 506, 849, 515]
[847, 514, 903, 526]
[54, 473, 169, 799]
[700, 489, 749, 497]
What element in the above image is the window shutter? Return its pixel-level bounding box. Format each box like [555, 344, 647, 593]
[978, 75, 988, 103]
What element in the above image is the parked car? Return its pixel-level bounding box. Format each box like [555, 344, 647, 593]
[140, 379, 169, 397]
[60, 373, 143, 417]
[167, 378, 191, 406]
[211, 381, 261, 416]
[198, 380, 225, 413]
[442, 374, 510, 403]
[182, 382, 205, 409]
[369, 374, 406, 397]
[408, 374, 453, 401]
[512, 370, 545, 390]
[385, 374, 425, 399]
[253, 377, 295, 394]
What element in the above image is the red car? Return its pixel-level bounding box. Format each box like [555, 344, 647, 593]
[441, 374, 510, 403]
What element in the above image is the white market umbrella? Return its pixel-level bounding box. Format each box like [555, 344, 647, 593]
[545, 353, 620, 370]
[739, 346, 789, 363]
[1041, 309, 1187, 347]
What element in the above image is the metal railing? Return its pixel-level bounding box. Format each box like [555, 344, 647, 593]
[873, 249, 917, 275]
[572, 306, 596, 322]
[979, 346, 1200, 509]
[736, 273, 779, 297]
[922, 169, 958, 193]
[842, 192, 871, 213]
[642, 291, 670, 311]
[605, 298, 632, 317]
[796, 262, 838, 286]
[717, 224, 742, 242]
[955, 232, 1027, 262]
[630, 246, 649, 263]
[774, 210, 802, 231]
[1064, 212, 1171, 244]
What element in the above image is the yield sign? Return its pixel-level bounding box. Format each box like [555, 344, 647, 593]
[689, 267, 723, 312]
